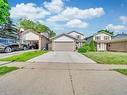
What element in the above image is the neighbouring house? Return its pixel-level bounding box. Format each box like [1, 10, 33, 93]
[85, 31, 112, 51]
[67, 31, 85, 48]
[19, 29, 50, 50]
[107, 33, 127, 52]
[52, 31, 85, 51]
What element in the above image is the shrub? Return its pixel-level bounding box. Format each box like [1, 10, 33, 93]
[89, 39, 96, 51]
[78, 44, 90, 53]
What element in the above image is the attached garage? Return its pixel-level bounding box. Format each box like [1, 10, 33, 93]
[20, 31, 50, 50]
[52, 34, 76, 51]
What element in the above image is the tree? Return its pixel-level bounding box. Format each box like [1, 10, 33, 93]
[0, 0, 18, 39]
[0, 0, 9, 24]
[89, 39, 96, 51]
[49, 30, 56, 37]
[19, 19, 56, 37]
[19, 19, 35, 31]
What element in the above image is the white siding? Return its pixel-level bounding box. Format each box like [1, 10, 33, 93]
[93, 33, 111, 51]
[96, 43, 107, 51]
[54, 35, 74, 42]
[68, 32, 84, 39]
[22, 32, 39, 41]
[93, 33, 111, 41]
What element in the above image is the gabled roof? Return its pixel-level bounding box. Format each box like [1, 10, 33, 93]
[112, 34, 127, 39]
[85, 31, 112, 40]
[52, 33, 80, 42]
[94, 31, 112, 36]
[21, 29, 50, 40]
[53, 33, 77, 40]
[108, 34, 127, 43]
[67, 31, 84, 36]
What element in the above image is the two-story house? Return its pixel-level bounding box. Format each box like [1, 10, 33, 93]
[85, 31, 112, 51]
[67, 31, 85, 48]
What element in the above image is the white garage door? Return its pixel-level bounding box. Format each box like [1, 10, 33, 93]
[53, 42, 75, 51]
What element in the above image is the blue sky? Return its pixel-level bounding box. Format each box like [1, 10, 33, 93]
[8, 0, 127, 37]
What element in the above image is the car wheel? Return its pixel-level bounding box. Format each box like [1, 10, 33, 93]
[4, 47, 12, 53]
[23, 46, 27, 50]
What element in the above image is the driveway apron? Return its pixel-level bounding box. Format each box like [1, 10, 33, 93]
[28, 51, 96, 64]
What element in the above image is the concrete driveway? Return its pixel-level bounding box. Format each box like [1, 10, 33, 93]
[0, 63, 127, 95]
[28, 51, 96, 64]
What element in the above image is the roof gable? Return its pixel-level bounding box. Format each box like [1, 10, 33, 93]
[68, 31, 84, 36]
[21, 30, 49, 40]
[53, 33, 77, 41]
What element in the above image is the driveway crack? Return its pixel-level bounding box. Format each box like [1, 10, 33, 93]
[68, 64, 76, 95]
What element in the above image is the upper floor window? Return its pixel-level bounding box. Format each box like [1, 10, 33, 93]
[95, 36, 101, 40]
[104, 36, 110, 40]
[76, 35, 81, 39]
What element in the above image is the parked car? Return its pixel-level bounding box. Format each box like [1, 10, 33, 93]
[0, 38, 28, 53]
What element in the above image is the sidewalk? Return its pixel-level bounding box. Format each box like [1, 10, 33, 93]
[0, 62, 127, 95]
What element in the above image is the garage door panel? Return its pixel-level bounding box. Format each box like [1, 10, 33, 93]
[53, 42, 75, 51]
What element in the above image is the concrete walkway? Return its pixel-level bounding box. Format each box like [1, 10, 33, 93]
[28, 51, 96, 64]
[0, 62, 127, 95]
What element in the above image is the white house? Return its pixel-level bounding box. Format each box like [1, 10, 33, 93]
[86, 32, 112, 51]
[52, 31, 85, 51]
[68, 31, 85, 40]
[52, 33, 77, 51]
[19, 29, 50, 50]
[68, 31, 85, 48]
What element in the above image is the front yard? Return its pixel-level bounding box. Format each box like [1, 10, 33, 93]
[83, 52, 127, 64]
[0, 66, 18, 75]
[115, 69, 127, 76]
[0, 50, 47, 62]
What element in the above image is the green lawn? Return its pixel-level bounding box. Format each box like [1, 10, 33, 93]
[83, 52, 127, 64]
[0, 50, 47, 62]
[115, 69, 127, 76]
[0, 66, 18, 75]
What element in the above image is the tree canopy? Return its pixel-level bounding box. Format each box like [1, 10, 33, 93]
[0, 0, 18, 39]
[19, 19, 56, 37]
[0, 0, 9, 24]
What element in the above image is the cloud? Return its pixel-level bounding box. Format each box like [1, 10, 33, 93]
[10, 3, 50, 21]
[44, 0, 64, 13]
[47, 14, 68, 22]
[66, 19, 88, 28]
[10, 1, 105, 31]
[120, 16, 127, 24]
[106, 24, 127, 31]
[47, 7, 105, 22]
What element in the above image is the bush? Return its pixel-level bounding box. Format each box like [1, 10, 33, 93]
[78, 39, 96, 53]
[89, 39, 96, 51]
[78, 44, 90, 53]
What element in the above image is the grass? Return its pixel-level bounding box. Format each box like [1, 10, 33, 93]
[115, 69, 127, 76]
[0, 50, 47, 62]
[83, 52, 127, 64]
[0, 66, 18, 75]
